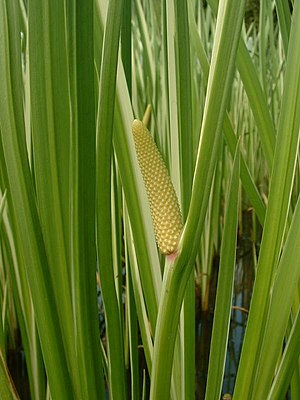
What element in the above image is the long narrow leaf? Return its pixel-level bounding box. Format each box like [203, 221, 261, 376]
[27, 2, 79, 394]
[252, 197, 300, 396]
[234, 1, 300, 397]
[150, 1, 246, 397]
[0, 2, 73, 397]
[268, 307, 300, 400]
[205, 146, 240, 400]
[174, 2, 195, 397]
[96, 1, 126, 398]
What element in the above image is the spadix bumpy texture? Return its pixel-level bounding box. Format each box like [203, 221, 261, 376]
[132, 119, 183, 255]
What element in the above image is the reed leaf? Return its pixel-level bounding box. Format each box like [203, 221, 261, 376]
[150, 1, 246, 397]
[0, 1, 73, 397]
[205, 145, 240, 400]
[234, 1, 300, 397]
[96, 1, 126, 398]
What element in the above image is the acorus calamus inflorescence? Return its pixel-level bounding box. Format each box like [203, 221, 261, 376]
[132, 119, 183, 255]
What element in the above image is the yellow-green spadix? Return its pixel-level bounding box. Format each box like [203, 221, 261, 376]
[132, 119, 183, 255]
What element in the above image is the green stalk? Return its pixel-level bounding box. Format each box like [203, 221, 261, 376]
[161, 0, 171, 156]
[234, 1, 300, 397]
[150, 1, 245, 397]
[205, 144, 240, 400]
[125, 243, 140, 400]
[174, 1, 194, 397]
[174, 0, 193, 209]
[165, 0, 180, 184]
[125, 216, 154, 373]
[69, 1, 104, 397]
[96, 1, 126, 399]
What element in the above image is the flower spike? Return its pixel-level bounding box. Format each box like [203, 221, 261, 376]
[132, 119, 183, 255]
